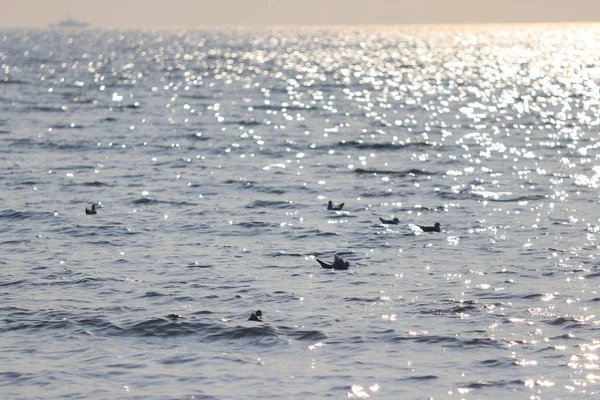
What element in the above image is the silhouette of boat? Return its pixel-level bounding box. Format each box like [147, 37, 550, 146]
[50, 16, 90, 29]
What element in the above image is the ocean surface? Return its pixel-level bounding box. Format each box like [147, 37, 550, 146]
[1, 24, 599, 399]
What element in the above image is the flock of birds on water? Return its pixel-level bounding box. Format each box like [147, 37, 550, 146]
[86, 200, 441, 323]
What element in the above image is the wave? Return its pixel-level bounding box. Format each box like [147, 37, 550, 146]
[545, 316, 586, 328]
[460, 379, 525, 389]
[31, 106, 65, 113]
[50, 123, 84, 130]
[0, 304, 332, 344]
[0, 79, 28, 85]
[401, 375, 438, 381]
[439, 190, 546, 203]
[484, 194, 546, 203]
[245, 200, 295, 209]
[237, 221, 278, 228]
[400, 335, 502, 348]
[337, 140, 432, 150]
[354, 168, 434, 177]
[224, 179, 289, 195]
[225, 119, 263, 126]
[188, 133, 210, 141]
[0, 209, 56, 221]
[81, 181, 113, 187]
[130, 198, 196, 206]
[51, 224, 136, 239]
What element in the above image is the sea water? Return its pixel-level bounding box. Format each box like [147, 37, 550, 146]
[1, 24, 599, 399]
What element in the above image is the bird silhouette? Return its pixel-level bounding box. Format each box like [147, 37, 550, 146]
[418, 222, 441, 232]
[248, 310, 263, 322]
[327, 201, 344, 210]
[85, 204, 97, 215]
[316, 255, 350, 270]
[379, 217, 400, 225]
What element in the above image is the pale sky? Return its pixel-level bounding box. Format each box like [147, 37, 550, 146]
[0, 0, 599, 28]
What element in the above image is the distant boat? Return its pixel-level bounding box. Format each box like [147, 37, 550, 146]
[50, 16, 90, 29]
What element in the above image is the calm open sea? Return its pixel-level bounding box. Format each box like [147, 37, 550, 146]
[1, 24, 599, 399]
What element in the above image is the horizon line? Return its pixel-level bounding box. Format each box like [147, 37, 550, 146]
[3, 20, 600, 30]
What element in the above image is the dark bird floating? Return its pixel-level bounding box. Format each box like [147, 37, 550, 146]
[379, 217, 400, 225]
[248, 310, 263, 322]
[327, 200, 344, 211]
[85, 204, 97, 215]
[418, 222, 441, 232]
[316, 255, 350, 271]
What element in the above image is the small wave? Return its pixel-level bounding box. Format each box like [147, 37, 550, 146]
[257, 187, 286, 195]
[402, 375, 438, 381]
[42, 141, 88, 150]
[550, 333, 577, 340]
[0, 209, 56, 221]
[345, 297, 379, 303]
[72, 98, 96, 104]
[10, 180, 39, 186]
[115, 318, 204, 338]
[179, 93, 214, 100]
[225, 119, 262, 126]
[245, 200, 295, 209]
[0, 372, 24, 380]
[206, 326, 283, 347]
[478, 358, 515, 368]
[1, 239, 31, 246]
[121, 103, 141, 109]
[461, 379, 525, 389]
[132, 197, 157, 205]
[0, 279, 26, 287]
[354, 168, 434, 177]
[51, 222, 138, 240]
[31, 106, 65, 113]
[522, 293, 543, 299]
[391, 334, 501, 348]
[188, 133, 209, 141]
[237, 221, 277, 228]
[266, 252, 303, 258]
[141, 291, 165, 298]
[186, 263, 214, 268]
[51, 123, 84, 130]
[359, 190, 395, 198]
[81, 181, 112, 187]
[224, 179, 287, 195]
[0, 79, 28, 85]
[8, 138, 36, 148]
[545, 316, 582, 327]
[485, 194, 546, 203]
[338, 140, 432, 150]
[449, 305, 479, 313]
[314, 231, 340, 237]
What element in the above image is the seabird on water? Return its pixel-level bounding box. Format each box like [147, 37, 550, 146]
[327, 201, 344, 211]
[316, 255, 350, 270]
[248, 310, 263, 322]
[379, 217, 400, 225]
[418, 222, 441, 232]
